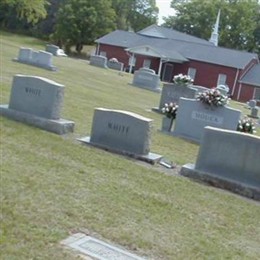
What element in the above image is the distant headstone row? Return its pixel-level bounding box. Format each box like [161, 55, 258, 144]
[89, 55, 124, 71]
[181, 126, 260, 200]
[14, 47, 57, 71]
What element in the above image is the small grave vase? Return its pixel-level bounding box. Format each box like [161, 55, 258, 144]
[162, 116, 174, 132]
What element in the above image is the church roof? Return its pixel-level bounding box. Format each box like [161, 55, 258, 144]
[96, 26, 258, 69]
[239, 64, 260, 87]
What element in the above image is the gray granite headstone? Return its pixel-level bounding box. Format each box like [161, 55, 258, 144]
[14, 47, 57, 71]
[107, 60, 124, 71]
[158, 83, 197, 110]
[0, 75, 74, 134]
[78, 108, 162, 164]
[89, 55, 107, 68]
[181, 126, 260, 200]
[248, 99, 256, 108]
[18, 47, 32, 62]
[216, 85, 229, 96]
[251, 107, 259, 118]
[132, 68, 161, 92]
[9, 75, 63, 119]
[173, 98, 241, 143]
[46, 44, 59, 55]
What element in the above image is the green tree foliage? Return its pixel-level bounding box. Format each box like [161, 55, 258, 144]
[0, 0, 48, 28]
[111, 0, 159, 31]
[53, 0, 116, 53]
[163, 0, 260, 53]
[33, 0, 63, 39]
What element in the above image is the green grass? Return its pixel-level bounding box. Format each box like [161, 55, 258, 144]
[1, 31, 260, 260]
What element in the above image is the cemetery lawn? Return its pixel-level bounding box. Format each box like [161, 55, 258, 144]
[1, 31, 260, 260]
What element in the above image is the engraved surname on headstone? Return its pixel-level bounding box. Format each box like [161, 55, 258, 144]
[108, 122, 129, 135]
[25, 87, 41, 97]
[191, 111, 223, 124]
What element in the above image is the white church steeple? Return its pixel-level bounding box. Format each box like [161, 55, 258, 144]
[209, 9, 221, 46]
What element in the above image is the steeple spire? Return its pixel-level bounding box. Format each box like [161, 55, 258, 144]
[209, 9, 221, 46]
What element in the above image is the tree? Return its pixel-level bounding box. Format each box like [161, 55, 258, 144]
[33, 0, 63, 39]
[0, 0, 48, 28]
[163, 0, 260, 53]
[127, 0, 159, 31]
[53, 0, 116, 53]
[111, 0, 159, 31]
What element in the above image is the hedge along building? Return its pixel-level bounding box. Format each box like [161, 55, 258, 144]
[95, 17, 259, 102]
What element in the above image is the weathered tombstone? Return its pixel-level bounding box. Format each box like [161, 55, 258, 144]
[250, 107, 259, 118]
[31, 50, 39, 64]
[180, 126, 260, 200]
[248, 99, 256, 108]
[37, 51, 53, 67]
[173, 98, 241, 143]
[216, 84, 229, 96]
[78, 108, 162, 164]
[107, 60, 124, 71]
[46, 44, 67, 57]
[0, 75, 74, 134]
[46, 44, 59, 55]
[89, 55, 107, 68]
[17, 47, 32, 62]
[14, 47, 57, 71]
[132, 67, 161, 92]
[157, 83, 197, 111]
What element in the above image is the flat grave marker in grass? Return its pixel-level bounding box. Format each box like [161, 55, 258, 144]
[61, 233, 146, 260]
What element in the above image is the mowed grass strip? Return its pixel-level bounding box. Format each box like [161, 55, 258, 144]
[1, 31, 260, 260]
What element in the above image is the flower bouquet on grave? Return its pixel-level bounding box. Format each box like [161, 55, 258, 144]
[161, 102, 178, 131]
[237, 117, 256, 134]
[173, 73, 193, 86]
[197, 88, 229, 107]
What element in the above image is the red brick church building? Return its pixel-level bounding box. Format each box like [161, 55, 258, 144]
[94, 22, 260, 102]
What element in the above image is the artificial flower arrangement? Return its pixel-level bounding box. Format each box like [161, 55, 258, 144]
[237, 117, 256, 134]
[173, 73, 194, 86]
[197, 88, 229, 107]
[161, 102, 178, 119]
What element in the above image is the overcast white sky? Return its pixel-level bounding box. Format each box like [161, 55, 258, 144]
[156, 0, 176, 25]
